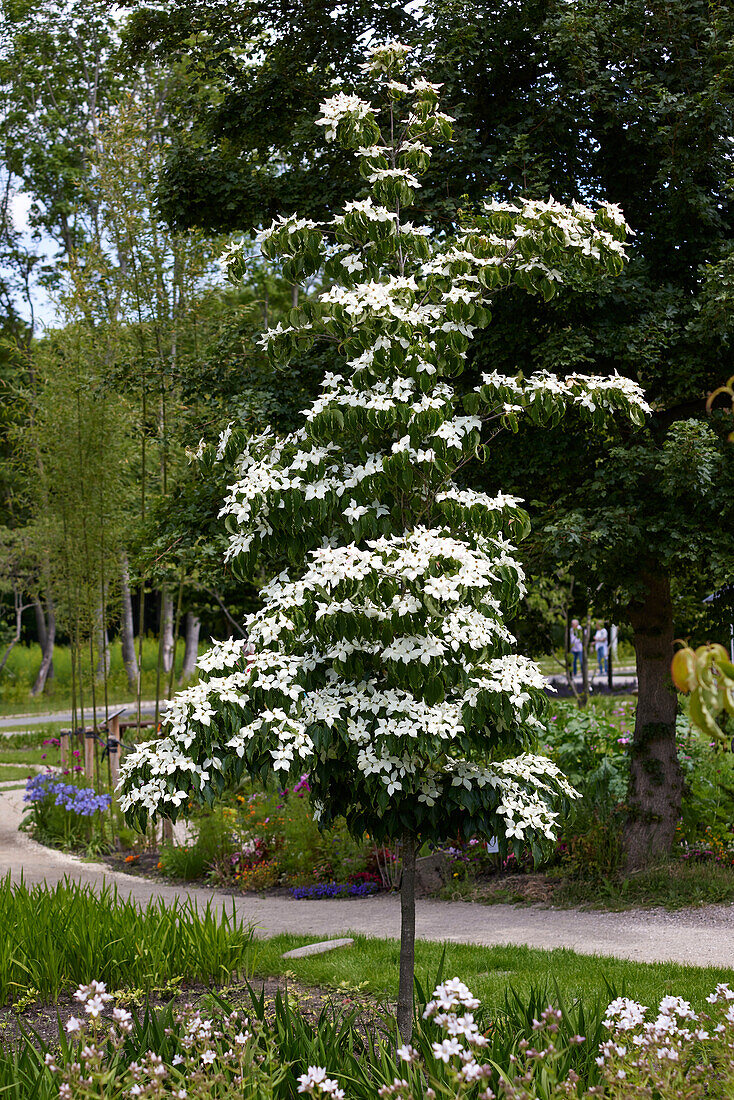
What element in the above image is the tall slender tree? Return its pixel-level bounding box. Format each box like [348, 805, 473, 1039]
[120, 45, 648, 1038]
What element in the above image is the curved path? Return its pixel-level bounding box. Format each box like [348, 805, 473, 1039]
[2, 789, 733, 969]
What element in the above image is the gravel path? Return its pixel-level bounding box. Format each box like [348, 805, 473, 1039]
[0, 702, 165, 731]
[2, 788, 733, 969]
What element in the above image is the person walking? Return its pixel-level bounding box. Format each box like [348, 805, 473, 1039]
[593, 621, 609, 675]
[570, 619, 584, 677]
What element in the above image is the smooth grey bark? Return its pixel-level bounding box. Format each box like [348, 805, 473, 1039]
[0, 585, 29, 673]
[397, 833, 417, 1043]
[30, 594, 56, 695]
[161, 586, 174, 674]
[179, 611, 201, 683]
[120, 554, 139, 691]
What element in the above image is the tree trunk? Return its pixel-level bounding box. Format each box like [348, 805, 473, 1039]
[120, 554, 139, 691]
[578, 611, 591, 708]
[179, 611, 201, 684]
[161, 587, 174, 674]
[397, 833, 417, 1043]
[95, 604, 111, 681]
[30, 595, 55, 695]
[0, 585, 26, 673]
[34, 598, 47, 651]
[624, 570, 681, 871]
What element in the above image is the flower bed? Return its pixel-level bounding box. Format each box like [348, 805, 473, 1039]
[291, 881, 379, 900]
[22, 771, 112, 851]
[156, 775, 383, 895]
[11, 974, 734, 1098]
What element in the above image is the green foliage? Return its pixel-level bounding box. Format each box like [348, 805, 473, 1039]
[542, 701, 631, 879]
[123, 0, 414, 232]
[157, 842, 209, 882]
[159, 782, 372, 890]
[0, 0, 122, 255]
[556, 859, 734, 911]
[0, 875, 256, 1007]
[677, 714, 734, 847]
[20, 772, 113, 854]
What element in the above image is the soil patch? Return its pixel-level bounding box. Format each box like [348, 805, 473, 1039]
[0, 976, 387, 1051]
[448, 872, 560, 905]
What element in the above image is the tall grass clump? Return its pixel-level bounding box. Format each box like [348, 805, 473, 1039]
[0, 875, 256, 1006]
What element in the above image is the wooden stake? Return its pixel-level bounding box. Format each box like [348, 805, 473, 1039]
[84, 730, 95, 781]
[108, 713, 121, 791]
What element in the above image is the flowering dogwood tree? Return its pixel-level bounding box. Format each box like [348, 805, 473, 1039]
[120, 42, 649, 1039]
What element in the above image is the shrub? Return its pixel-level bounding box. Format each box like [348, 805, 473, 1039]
[543, 702, 630, 878]
[160, 781, 374, 893]
[157, 843, 209, 881]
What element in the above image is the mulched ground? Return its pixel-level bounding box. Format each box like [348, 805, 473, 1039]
[444, 872, 561, 905]
[102, 850, 387, 900]
[103, 848, 560, 905]
[0, 976, 387, 1051]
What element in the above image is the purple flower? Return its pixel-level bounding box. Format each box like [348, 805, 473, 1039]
[23, 773, 111, 816]
[291, 881, 379, 900]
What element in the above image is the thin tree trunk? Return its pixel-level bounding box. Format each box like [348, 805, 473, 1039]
[161, 586, 174, 674]
[397, 833, 417, 1043]
[30, 594, 56, 695]
[166, 574, 185, 699]
[179, 611, 201, 684]
[120, 553, 139, 691]
[580, 610, 591, 707]
[95, 602, 110, 681]
[624, 570, 681, 871]
[0, 585, 26, 673]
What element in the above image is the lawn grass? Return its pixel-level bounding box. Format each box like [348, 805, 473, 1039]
[0, 748, 54, 767]
[252, 933, 734, 1015]
[0, 639, 202, 717]
[0, 764, 40, 782]
[0, 721, 68, 739]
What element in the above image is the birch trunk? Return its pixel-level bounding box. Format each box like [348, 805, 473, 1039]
[161, 586, 174, 674]
[179, 611, 201, 684]
[30, 595, 55, 695]
[0, 585, 26, 673]
[120, 554, 139, 691]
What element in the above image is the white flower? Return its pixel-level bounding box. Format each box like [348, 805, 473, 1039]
[431, 1037, 464, 1062]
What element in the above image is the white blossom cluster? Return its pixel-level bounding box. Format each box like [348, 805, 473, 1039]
[121, 46, 649, 850]
[46, 975, 734, 1098]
